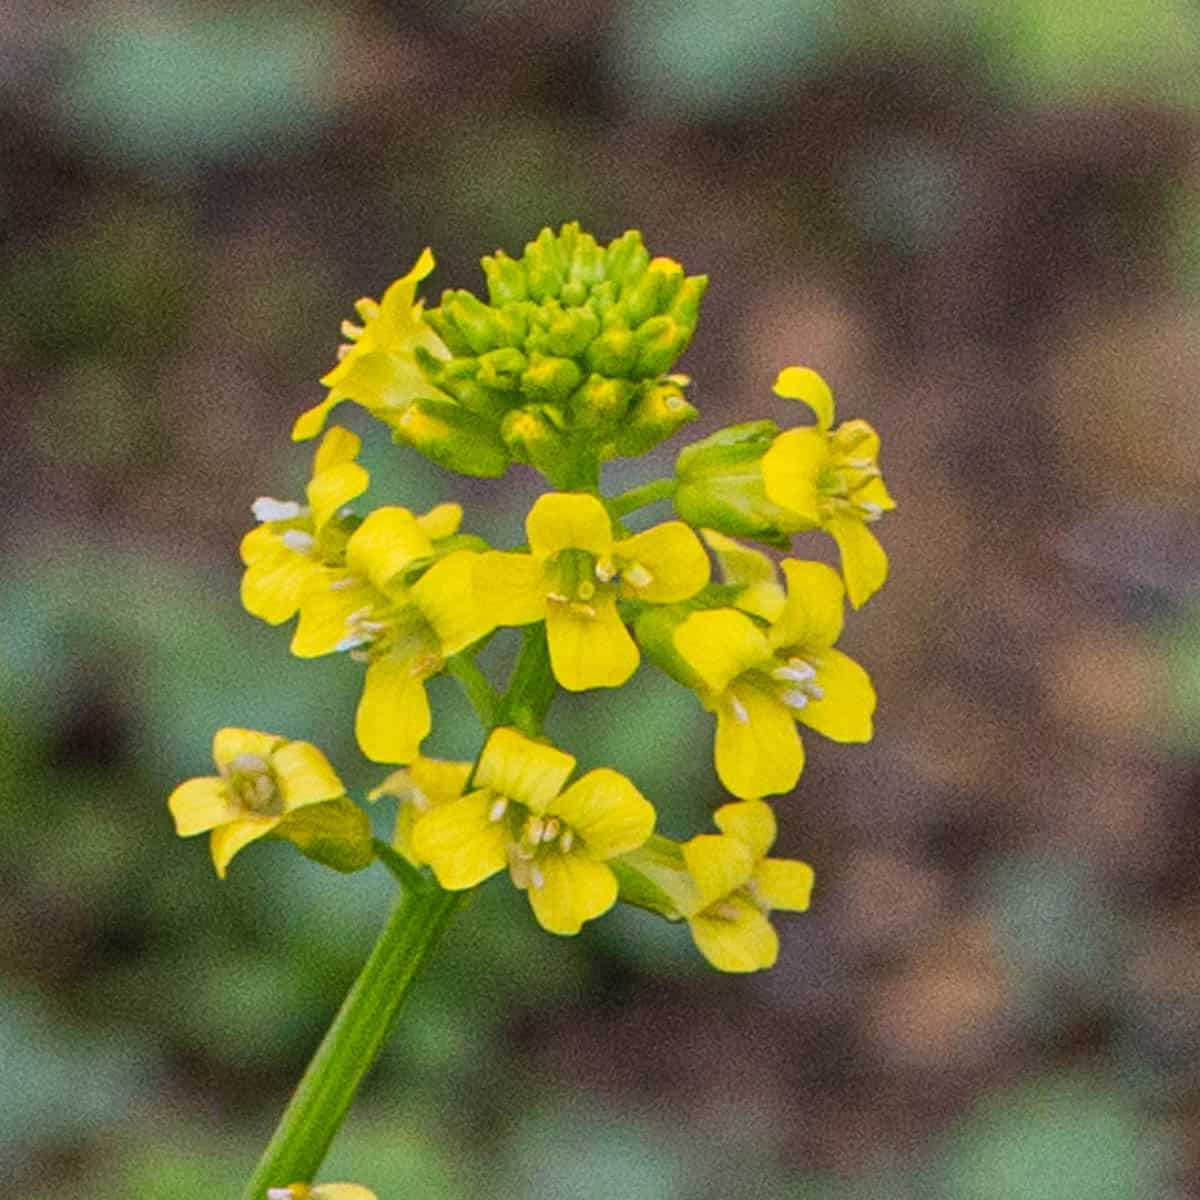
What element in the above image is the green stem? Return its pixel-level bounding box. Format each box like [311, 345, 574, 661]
[240, 886, 464, 1199]
[609, 478, 677, 517]
[372, 837, 431, 894]
[497, 623, 556, 737]
[445, 653, 498, 728]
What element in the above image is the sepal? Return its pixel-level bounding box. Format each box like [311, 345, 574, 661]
[271, 795, 375, 873]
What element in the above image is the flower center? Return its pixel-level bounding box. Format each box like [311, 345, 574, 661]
[770, 655, 824, 712]
[339, 601, 441, 673]
[547, 547, 607, 617]
[485, 791, 579, 890]
[222, 753, 283, 817]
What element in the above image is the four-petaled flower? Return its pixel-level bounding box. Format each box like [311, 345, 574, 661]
[761, 366, 895, 608]
[291, 504, 491, 763]
[292, 249, 451, 442]
[682, 799, 814, 972]
[168, 728, 345, 878]
[475, 492, 710, 690]
[674, 558, 875, 799]
[412, 727, 656, 934]
[240, 426, 369, 625]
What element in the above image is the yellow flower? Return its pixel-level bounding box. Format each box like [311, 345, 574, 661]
[412, 727, 656, 935]
[239, 426, 369, 625]
[682, 799, 814, 972]
[268, 1184, 377, 1200]
[168, 728, 345, 878]
[674, 559, 875, 798]
[291, 505, 492, 763]
[760, 366, 896, 608]
[369, 755, 472, 866]
[475, 492, 710, 691]
[293, 249, 450, 442]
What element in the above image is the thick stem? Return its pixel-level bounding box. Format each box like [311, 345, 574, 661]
[609, 478, 677, 517]
[240, 886, 464, 1200]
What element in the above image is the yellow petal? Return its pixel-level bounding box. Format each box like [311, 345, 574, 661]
[770, 560, 845, 653]
[474, 552, 547, 625]
[210, 816, 277, 878]
[714, 683, 804, 799]
[713, 799, 776, 859]
[549, 769, 656, 859]
[614, 522, 710, 603]
[410, 791, 507, 889]
[701, 529, 785, 622]
[290, 575, 378, 658]
[856, 473, 896, 512]
[292, 393, 343, 442]
[417, 501, 463, 541]
[546, 591, 638, 691]
[355, 658, 431, 763]
[689, 900, 779, 972]
[409, 757, 472, 803]
[796, 648, 875, 742]
[673, 609, 770, 695]
[760, 428, 826, 525]
[212, 728, 284, 769]
[168, 777, 239, 836]
[754, 858, 815, 912]
[307, 460, 368, 532]
[827, 515, 888, 609]
[272, 741, 345, 811]
[310, 1185, 379, 1200]
[241, 551, 321, 625]
[313, 425, 362, 472]
[411, 551, 493, 655]
[346, 507, 434, 593]
[476, 727, 575, 812]
[681, 834, 756, 909]
[773, 366, 835, 431]
[527, 492, 613, 560]
[239, 522, 286, 567]
[526, 853, 618, 935]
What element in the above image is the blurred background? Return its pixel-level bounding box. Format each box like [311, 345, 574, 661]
[3, 1, 1199, 1196]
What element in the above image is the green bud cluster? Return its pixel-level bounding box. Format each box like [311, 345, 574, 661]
[416, 223, 707, 488]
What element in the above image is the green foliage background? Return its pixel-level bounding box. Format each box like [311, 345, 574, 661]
[3, 0, 1199, 1195]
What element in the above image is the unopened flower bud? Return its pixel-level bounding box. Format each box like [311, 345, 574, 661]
[481, 249, 528, 304]
[520, 353, 584, 406]
[393, 399, 510, 477]
[572, 374, 635, 431]
[610, 376, 697, 458]
[673, 421, 802, 544]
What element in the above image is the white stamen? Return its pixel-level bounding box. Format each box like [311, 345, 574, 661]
[543, 818, 560, 842]
[252, 497, 303, 523]
[526, 816, 545, 844]
[594, 559, 616, 583]
[281, 530, 316, 553]
[488, 797, 508, 822]
[330, 575, 359, 590]
[546, 590, 569, 604]
[857, 501, 883, 521]
[340, 319, 364, 340]
[559, 828, 574, 852]
[781, 690, 810, 710]
[773, 662, 816, 685]
[730, 696, 750, 724]
[624, 562, 653, 589]
[808, 683, 824, 701]
[335, 633, 371, 653]
[529, 865, 545, 890]
[570, 602, 597, 618]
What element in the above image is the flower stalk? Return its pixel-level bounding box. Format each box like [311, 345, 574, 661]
[240, 885, 464, 1200]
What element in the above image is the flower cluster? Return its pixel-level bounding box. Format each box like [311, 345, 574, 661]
[169, 223, 894, 973]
